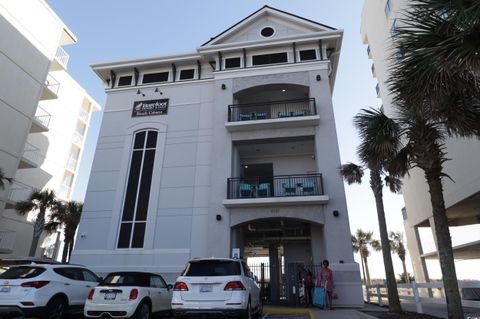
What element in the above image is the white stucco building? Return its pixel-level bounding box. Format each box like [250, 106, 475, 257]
[72, 6, 363, 306]
[0, 0, 100, 258]
[361, 0, 480, 282]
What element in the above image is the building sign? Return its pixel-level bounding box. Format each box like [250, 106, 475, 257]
[132, 99, 169, 117]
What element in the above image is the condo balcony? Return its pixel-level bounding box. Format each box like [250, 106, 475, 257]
[226, 84, 320, 132]
[0, 230, 16, 254]
[66, 157, 77, 172]
[72, 131, 84, 146]
[40, 74, 60, 100]
[19, 142, 42, 169]
[30, 105, 51, 133]
[50, 46, 70, 71]
[4, 180, 33, 209]
[78, 109, 89, 123]
[58, 184, 71, 199]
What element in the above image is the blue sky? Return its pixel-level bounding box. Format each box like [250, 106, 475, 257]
[46, 0, 465, 279]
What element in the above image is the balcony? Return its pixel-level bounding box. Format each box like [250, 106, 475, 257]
[223, 173, 329, 207]
[78, 109, 89, 123]
[30, 106, 51, 133]
[58, 184, 71, 199]
[5, 180, 33, 209]
[371, 64, 376, 78]
[0, 231, 16, 254]
[40, 74, 60, 100]
[19, 142, 42, 169]
[376, 83, 381, 97]
[50, 46, 70, 71]
[72, 131, 84, 146]
[367, 45, 372, 59]
[226, 98, 319, 132]
[66, 157, 77, 172]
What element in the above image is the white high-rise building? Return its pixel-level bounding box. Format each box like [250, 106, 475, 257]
[361, 0, 480, 282]
[0, 0, 100, 258]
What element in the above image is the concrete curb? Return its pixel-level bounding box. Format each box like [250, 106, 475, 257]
[263, 306, 314, 319]
[356, 310, 380, 319]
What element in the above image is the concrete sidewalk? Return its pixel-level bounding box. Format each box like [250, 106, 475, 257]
[263, 305, 366, 319]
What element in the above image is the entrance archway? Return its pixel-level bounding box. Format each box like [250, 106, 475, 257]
[231, 218, 323, 305]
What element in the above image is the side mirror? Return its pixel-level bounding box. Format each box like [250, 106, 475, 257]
[167, 284, 173, 291]
[97, 277, 103, 283]
[254, 275, 258, 282]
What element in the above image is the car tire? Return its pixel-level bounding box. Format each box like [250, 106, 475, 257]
[45, 297, 67, 319]
[242, 299, 252, 319]
[132, 301, 151, 319]
[255, 296, 263, 317]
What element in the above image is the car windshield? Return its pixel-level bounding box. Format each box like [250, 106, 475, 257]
[182, 260, 241, 276]
[0, 266, 46, 279]
[101, 273, 149, 287]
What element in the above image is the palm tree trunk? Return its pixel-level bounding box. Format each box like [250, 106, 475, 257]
[360, 256, 367, 285]
[370, 170, 402, 313]
[61, 239, 69, 263]
[425, 170, 464, 319]
[401, 257, 409, 283]
[28, 235, 40, 257]
[29, 210, 46, 257]
[364, 256, 372, 286]
[68, 238, 74, 262]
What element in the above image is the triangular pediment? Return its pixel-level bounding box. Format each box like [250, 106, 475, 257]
[202, 6, 336, 47]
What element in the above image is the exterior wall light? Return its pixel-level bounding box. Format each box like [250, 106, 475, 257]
[154, 88, 163, 94]
[333, 210, 339, 217]
[221, 84, 226, 90]
[136, 89, 145, 96]
[316, 75, 321, 81]
[216, 214, 222, 221]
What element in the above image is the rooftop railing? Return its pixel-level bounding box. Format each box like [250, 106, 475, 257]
[227, 173, 323, 199]
[55, 46, 70, 68]
[228, 98, 316, 122]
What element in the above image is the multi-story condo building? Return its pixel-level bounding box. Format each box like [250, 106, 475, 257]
[361, 0, 480, 282]
[72, 6, 363, 306]
[0, 0, 100, 257]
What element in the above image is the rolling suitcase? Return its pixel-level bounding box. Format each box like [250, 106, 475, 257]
[313, 287, 325, 308]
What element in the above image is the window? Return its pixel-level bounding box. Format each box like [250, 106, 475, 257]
[225, 57, 241, 69]
[384, 0, 392, 17]
[118, 76, 133, 87]
[118, 130, 158, 249]
[54, 267, 84, 281]
[299, 49, 317, 61]
[182, 260, 241, 276]
[101, 273, 149, 287]
[150, 275, 167, 288]
[260, 27, 275, 37]
[252, 52, 288, 66]
[0, 267, 45, 279]
[142, 72, 169, 84]
[179, 69, 195, 80]
[82, 269, 99, 282]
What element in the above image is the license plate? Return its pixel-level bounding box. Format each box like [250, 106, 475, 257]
[0, 286, 10, 293]
[200, 285, 212, 293]
[104, 292, 117, 300]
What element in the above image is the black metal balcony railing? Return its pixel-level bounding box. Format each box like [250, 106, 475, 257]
[228, 98, 316, 122]
[227, 173, 324, 199]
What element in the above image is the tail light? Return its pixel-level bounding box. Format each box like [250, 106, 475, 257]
[224, 281, 245, 291]
[173, 282, 188, 291]
[87, 288, 95, 300]
[129, 288, 138, 300]
[21, 281, 50, 289]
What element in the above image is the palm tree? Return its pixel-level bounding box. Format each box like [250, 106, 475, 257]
[0, 168, 12, 190]
[340, 109, 403, 313]
[351, 229, 381, 286]
[389, 231, 408, 283]
[16, 189, 58, 256]
[386, 1, 480, 317]
[45, 201, 83, 263]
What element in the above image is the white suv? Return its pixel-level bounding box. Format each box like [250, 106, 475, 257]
[0, 263, 100, 318]
[171, 258, 262, 318]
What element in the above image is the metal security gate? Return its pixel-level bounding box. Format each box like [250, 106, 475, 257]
[250, 263, 321, 306]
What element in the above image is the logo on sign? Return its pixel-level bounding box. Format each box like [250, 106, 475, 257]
[132, 99, 169, 117]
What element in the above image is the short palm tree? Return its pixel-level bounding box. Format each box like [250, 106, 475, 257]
[340, 108, 403, 313]
[0, 168, 12, 190]
[16, 189, 58, 256]
[389, 231, 408, 283]
[45, 201, 83, 263]
[351, 229, 381, 286]
[386, 1, 480, 317]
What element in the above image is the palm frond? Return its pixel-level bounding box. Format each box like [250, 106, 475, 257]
[384, 175, 402, 194]
[339, 163, 364, 185]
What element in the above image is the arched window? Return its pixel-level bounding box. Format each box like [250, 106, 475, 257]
[117, 130, 158, 248]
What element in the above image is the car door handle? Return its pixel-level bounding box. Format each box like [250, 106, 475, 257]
[86, 285, 92, 288]
[64, 283, 70, 286]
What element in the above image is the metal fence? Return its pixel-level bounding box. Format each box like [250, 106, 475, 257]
[227, 173, 323, 199]
[34, 105, 51, 128]
[228, 98, 316, 122]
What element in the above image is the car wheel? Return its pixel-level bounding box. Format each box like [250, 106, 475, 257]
[242, 299, 252, 319]
[132, 301, 151, 319]
[46, 297, 67, 319]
